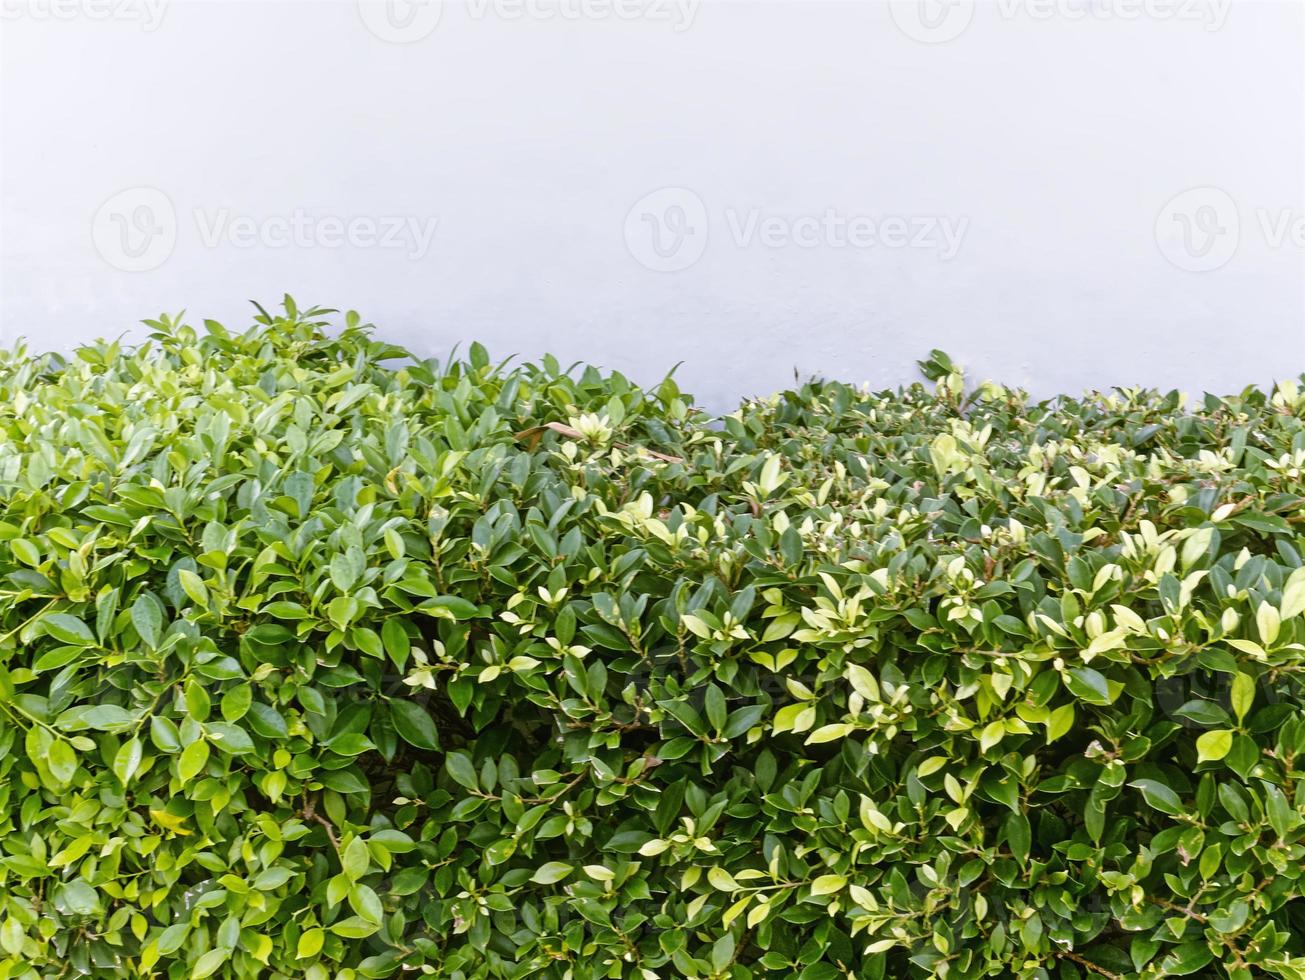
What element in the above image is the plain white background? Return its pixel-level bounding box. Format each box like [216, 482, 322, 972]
[2, 0, 1302, 408]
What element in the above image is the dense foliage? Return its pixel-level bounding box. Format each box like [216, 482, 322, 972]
[2, 302, 1305, 979]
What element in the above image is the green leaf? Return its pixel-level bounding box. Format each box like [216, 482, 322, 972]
[1129, 778, 1184, 816]
[390, 700, 438, 751]
[424, 595, 480, 619]
[382, 618, 411, 668]
[150, 716, 181, 753]
[220, 684, 252, 723]
[251, 867, 294, 890]
[319, 769, 370, 794]
[42, 613, 95, 647]
[246, 702, 289, 739]
[445, 752, 478, 791]
[76, 705, 135, 731]
[32, 645, 85, 672]
[530, 862, 573, 884]
[206, 723, 254, 755]
[810, 874, 846, 896]
[131, 595, 163, 648]
[1046, 703, 1075, 743]
[1159, 943, 1214, 975]
[56, 880, 100, 916]
[1004, 812, 1032, 865]
[156, 922, 188, 955]
[1064, 667, 1114, 705]
[330, 555, 354, 592]
[330, 916, 379, 939]
[707, 867, 738, 891]
[326, 732, 374, 757]
[184, 679, 211, 722]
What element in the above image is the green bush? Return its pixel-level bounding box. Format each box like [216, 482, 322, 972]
[2, 301, 1305, 979]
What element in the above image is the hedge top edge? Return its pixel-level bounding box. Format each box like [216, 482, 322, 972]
[0, 299, 1304, 980]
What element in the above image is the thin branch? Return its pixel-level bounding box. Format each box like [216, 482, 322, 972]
[301, 794, 341, 854]
[1056, 949, 1123, 979]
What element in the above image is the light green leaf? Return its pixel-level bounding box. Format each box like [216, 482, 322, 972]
[178, 739, 209, 783]
[46, 739, 77, 786]
[178, 569, 209, 608]
[1231, 672, 1255, 723]
[342, 837, 370, 881]
[297, 927, 324, 959]
[1196, 729, 1233, 763]
[113, 737, 143, 786]
[191, 947, 229, 978]
[810, 874, 847, 896]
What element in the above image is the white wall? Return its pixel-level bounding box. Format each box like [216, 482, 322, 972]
[2, 0, 1302, 409]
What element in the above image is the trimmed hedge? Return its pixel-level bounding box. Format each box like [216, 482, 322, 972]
[2, 301, 1305, 979]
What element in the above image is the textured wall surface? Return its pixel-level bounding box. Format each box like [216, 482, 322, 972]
[2, 0, 1302, 408]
